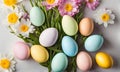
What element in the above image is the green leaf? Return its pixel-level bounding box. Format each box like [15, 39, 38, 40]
[30, 0, 34, 7]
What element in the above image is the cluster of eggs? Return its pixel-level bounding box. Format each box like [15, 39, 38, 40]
[78, 18, 113, 71]
[13, 7, 113, 72]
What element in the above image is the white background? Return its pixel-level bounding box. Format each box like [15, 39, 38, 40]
[0, 0, 120, 72]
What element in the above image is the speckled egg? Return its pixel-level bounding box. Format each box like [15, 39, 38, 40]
[76, 51, 92, 71]
[30, 7, 45, 26]
[96, 52, 113, 69]
[62, 15, 78, 36]
[85, 35, 104, 52]
[39, 28, 58, 47]
[13, 41, 30, 60]
[31, 45, 49, 63]
[79, 18, 94, 36]
[62, 36, 78, 57]
[51, 53, 68, 72]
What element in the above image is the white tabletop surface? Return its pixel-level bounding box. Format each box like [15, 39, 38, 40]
[0, 0, 120, 72]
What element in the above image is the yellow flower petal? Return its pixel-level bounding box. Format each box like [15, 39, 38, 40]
[3, 0, 17, 6]
[101, 13, 110, 22]
[46, 0, 55, 4]
[88, 0, 94, 3]
[0, 59, 11, 69]
[20, 24, 29, 32]
[8, 12, 19, 24]
[65, 3, 73, 12]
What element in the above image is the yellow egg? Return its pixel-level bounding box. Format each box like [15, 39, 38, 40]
[31, 45, 49, 63]
[79, 18, 94, 36]
[95, 52, 113, 69]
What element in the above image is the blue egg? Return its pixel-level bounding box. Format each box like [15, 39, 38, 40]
[84, 35, 104, 52]
[51, 53, 68, 72]
[30, 7, 45, 26]
[62, 36, 78, 57]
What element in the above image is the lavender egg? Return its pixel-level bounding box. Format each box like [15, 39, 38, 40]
[39, 28, 58, 47]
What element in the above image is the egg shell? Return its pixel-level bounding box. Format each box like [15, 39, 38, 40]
[79, 18, 94, 36]
[95, 52, 113, 69]
[62, 36, 78, 57]
[62, 15, 78, 36]
[13, 41, 30, 60]
[51, 53, 68, 72]
[39, 28, 58, 47]
[30, 7, 45, 26]
[76, 51, 92, 71]
[85, 35, 104, 52]
[31, 45, 49, 63]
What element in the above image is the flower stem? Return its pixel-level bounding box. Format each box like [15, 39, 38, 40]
[30, 0, 34, 7]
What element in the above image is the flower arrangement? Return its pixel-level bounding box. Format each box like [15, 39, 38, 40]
[0, 0, 116, 72]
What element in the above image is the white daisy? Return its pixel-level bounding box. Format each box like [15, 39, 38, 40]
[13, 18, 35, 38]
[0, 2, 24, 26]
[94, 8, 115, 28]
[6, 6, 24, 27]
[0, 54, 16, 72]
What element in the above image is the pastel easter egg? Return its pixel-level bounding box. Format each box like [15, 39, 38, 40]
[76, 51, 92, 71]
[79, 18, 94, 36]
[62, 36, 78, 57]
[13, 41, 30, 60]
[30, 7, 45, 26]
[31, 45, 49, 63]
[85, 35, 104, 52]
[62, 15, 78, 36]
[51, 53, 68, 72]
[96, 52, 113, 69]
[39, 28, 58, 47]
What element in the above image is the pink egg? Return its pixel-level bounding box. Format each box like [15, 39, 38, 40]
[13, 41, 30, 60]
[76, 51, 92, 71]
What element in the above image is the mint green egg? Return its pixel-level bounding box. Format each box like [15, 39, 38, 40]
[51, 53, 68, 72]
[62, 15, 78, 36]
[30, 7, 45, 26]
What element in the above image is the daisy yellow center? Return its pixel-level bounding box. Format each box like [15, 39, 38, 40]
[20, 24, 29, 32]
[3, 0, 17, 6]
[46, 0, 55, 4]
[88, 0, 94, 3]
[0, 59, 11, 69]
[101, 13, 110, 22]
[8, 13, 19, 24]
[65, 3, 73, 12]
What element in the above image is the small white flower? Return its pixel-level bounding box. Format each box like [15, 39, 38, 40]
[6, 6, 24, 27]
[13, 19, 35, 38]
[94, 8, 115, 28]
[0, 3, 24, 26]
[0, 54, 16, 72]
